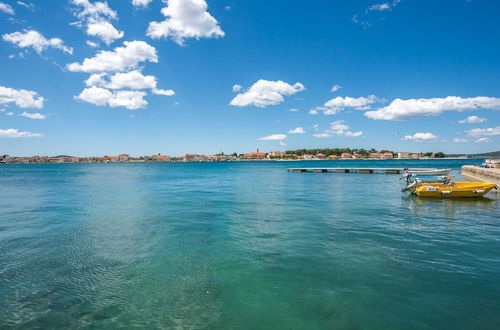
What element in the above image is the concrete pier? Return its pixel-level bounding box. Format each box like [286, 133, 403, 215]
[288, 167, 437, 174]
[461, 165, 500, 187]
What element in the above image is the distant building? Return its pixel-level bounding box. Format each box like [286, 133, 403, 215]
[118, 153, 130, 161]
[269, 151, 286, 157]
[369, 153, 384, 159]
[316, 153, 326, 159]
[352, 153, 362, 159]
[328, 155, 338, 160]
[243, 151, 266, 159]
[383, 152, 394, 159]
[341, 153, 352, 159]
[398, 152, 410, 159]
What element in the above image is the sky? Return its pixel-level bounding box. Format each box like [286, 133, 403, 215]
[0, 0, 499, 157]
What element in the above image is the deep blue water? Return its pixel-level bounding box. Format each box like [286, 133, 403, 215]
[1, 159, 499, 329]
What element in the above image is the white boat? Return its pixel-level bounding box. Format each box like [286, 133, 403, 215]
[408, 169, 451, 176]
[412, 175, 449, 183]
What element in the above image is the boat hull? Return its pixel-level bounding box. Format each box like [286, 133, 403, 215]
[408, 169, 451, 176]
[414, 182, 496, 198]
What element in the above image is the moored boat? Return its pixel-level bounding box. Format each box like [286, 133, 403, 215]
[412, 182, 496, 198]
[408, 168, 451, 176]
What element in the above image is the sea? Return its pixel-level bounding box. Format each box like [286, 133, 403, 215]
[1, 159, 499, 329]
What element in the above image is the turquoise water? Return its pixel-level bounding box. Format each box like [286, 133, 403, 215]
[1, 159, 499, 329]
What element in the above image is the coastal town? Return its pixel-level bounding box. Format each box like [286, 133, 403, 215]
[1, 149, 451, 164]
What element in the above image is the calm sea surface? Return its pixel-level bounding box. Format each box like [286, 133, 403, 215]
[1, 159, 499, 329]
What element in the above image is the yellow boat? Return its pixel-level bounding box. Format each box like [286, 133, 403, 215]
[413, 182, 496, 198]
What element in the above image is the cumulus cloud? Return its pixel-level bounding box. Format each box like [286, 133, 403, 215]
[0, 2, 14, 15]
[232, 84, 242, 92]
[452, 138, 468, 143]
[2, 29, 73, 54]
[330, 84, 342, 92]
[466, 126, 500, 137]
[313, 120, 363, 138]
[147, 0, 224, 45]
[230, 80, 305, 107]
[288, 127, 305, 134]
[132, 0, 153, 7]
[75, 86, 147, 110]
[86, 21, 124, 45]
[312, 95, 378, 115]
[67, 40, 158, 73]
[475, 138, 491, 143]
[0, 85, 44, 108]
[20, 112, 46, 119]
[84, 70, 174, 95]
[458, 115, 486, 124]
[365, 96, 500, 121]
[71, 0, 124, 45]
[402, 132, 438, 142]
[0, 128, 43, 138]
[257, 134, 287, 141]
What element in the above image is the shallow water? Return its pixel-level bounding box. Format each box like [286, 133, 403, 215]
[1, 159, 499, 329]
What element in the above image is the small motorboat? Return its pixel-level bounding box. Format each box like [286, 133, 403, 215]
[411, 175, 448, 183]
[408, 181, 496, 198]
[408, 168, 451, 176]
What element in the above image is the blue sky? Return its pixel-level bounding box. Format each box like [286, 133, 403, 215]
[0, 0, 499, 156]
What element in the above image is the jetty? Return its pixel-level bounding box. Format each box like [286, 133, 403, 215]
[461, 165, 500, 187]
[288, 167, 438, 174]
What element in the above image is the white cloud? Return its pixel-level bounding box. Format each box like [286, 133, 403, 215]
[108, 90, 147, 109]
[152, 88, 175, 96]
[2, 29, 73, 54]
[313, 95, 378, 115]
[402, 132, 438, 142]
[84, 70, 175, 96]
[367, 0, 400, 12]
[16, 1, 35, 10]
[86, 40, 99, 47]
[257, 134, 287, 141]
[0, 128, 43, 138]
[458, 115, 486, 124]
[75, 86, 112, 106]
[313, 120, 363, 138]
[132, 0, 154, 7]
[365, 96, 500, 121]
[147, 0, 224, 45]
[367, 3, 391, 11]
[289, 108, 299, 112]
[106, 70, 157, 89]
[475, 137, 491, 143]
[279, 141, 287, 146]
[0, 2, 14, 14]
[20, 112, 46, 119]
[452, 138, 468, 143]
[466, 126, 500, 137]
[230, 80, 305, 107]
[330, 84, 342, 92]
[6, 112, 14, 116]
[72, 0, 124, 45]
[0, 85, 44, 108]
[75, 86, 147, 110]
[86, 21, 124, 45]
[313, 132, 332, 138]
[232, 84, 242, 92]
[67, 40, 158, 73]
[288, 127, 305, 134]
[308, 109, 318, 115]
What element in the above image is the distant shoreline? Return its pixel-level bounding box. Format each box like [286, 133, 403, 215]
[0, 157, 484, 165]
